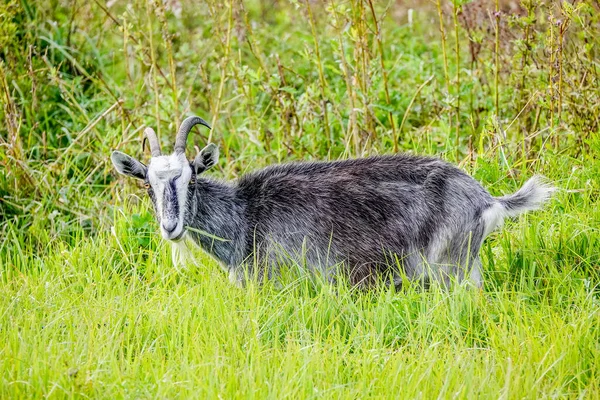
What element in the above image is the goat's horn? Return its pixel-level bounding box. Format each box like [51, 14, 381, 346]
[144, 127, 161, 157]
[174, 116, 211, 154]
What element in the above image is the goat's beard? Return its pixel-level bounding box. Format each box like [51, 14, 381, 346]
[169, 230, 186, 242]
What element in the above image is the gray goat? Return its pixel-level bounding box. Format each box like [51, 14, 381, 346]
[111, 116, 554, 288]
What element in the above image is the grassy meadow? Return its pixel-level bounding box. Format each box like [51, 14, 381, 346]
[1, 0, 600, 397]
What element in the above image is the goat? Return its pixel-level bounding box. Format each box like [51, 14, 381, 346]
[111, 116, 554, 288]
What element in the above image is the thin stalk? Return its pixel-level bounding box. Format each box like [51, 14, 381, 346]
[210, 0, 234, 143]
[51, 99, 123, 166]
[155, 0, 179, 128]
[452, 4, 461, 160]
[330, 0, 357, 156]
[518, 2, 533, 145]
[435, 0, 451, 97]
[0, 62, 23, 158]
[367, 0, 396, 151]
[398, 75, 434, 140]
[359, 2, 373, 140]
[306, 0, 332, 148]
[350, 0, 373, 146]
[555, 5, 572, 148]
[494, 0, 500, 118]
[146, 1, 161, 138]
[339, 40, 358, 156]
[122, 16, 131, 142]
[548, 13, 555, 131]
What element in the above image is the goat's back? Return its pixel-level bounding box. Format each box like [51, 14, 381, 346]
[235, 154, 494, 282]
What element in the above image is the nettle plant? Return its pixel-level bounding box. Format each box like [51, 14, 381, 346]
[112, 116, 553, 288]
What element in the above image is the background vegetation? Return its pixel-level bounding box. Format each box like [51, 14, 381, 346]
[1, 0, 599, 397]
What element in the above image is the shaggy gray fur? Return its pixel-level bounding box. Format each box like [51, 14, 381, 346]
[178, 155, 551, 288]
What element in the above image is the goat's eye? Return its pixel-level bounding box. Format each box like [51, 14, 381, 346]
[189, 178, 196, 185]
[144, 183, 150, 189]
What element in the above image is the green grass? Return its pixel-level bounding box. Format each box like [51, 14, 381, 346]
[2, 190, 599, 398]
[1, 0, 600, 398]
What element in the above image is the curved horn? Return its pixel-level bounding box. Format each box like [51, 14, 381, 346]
[174, 116, 212, 154]
[144, 127, 162, 157]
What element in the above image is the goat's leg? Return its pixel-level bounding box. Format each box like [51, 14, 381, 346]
[443, 228, 485, 287]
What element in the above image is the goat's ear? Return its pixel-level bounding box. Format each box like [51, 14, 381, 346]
[111, 151, 147, 180]
[193, 143, 219, 174]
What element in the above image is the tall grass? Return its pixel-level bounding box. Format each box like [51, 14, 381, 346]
[1, 0, 599, 397]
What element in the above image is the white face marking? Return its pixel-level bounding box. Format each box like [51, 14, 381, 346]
[146, 152, 192, 241]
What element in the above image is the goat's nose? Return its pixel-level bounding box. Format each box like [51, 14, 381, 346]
[162, 220, 177, 233]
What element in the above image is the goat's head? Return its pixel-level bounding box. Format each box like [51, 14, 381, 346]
[111, 116, 218, 241]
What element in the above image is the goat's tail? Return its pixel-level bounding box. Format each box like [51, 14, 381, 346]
[496, 175, 555, 217]
[482, 176, 555, 237]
